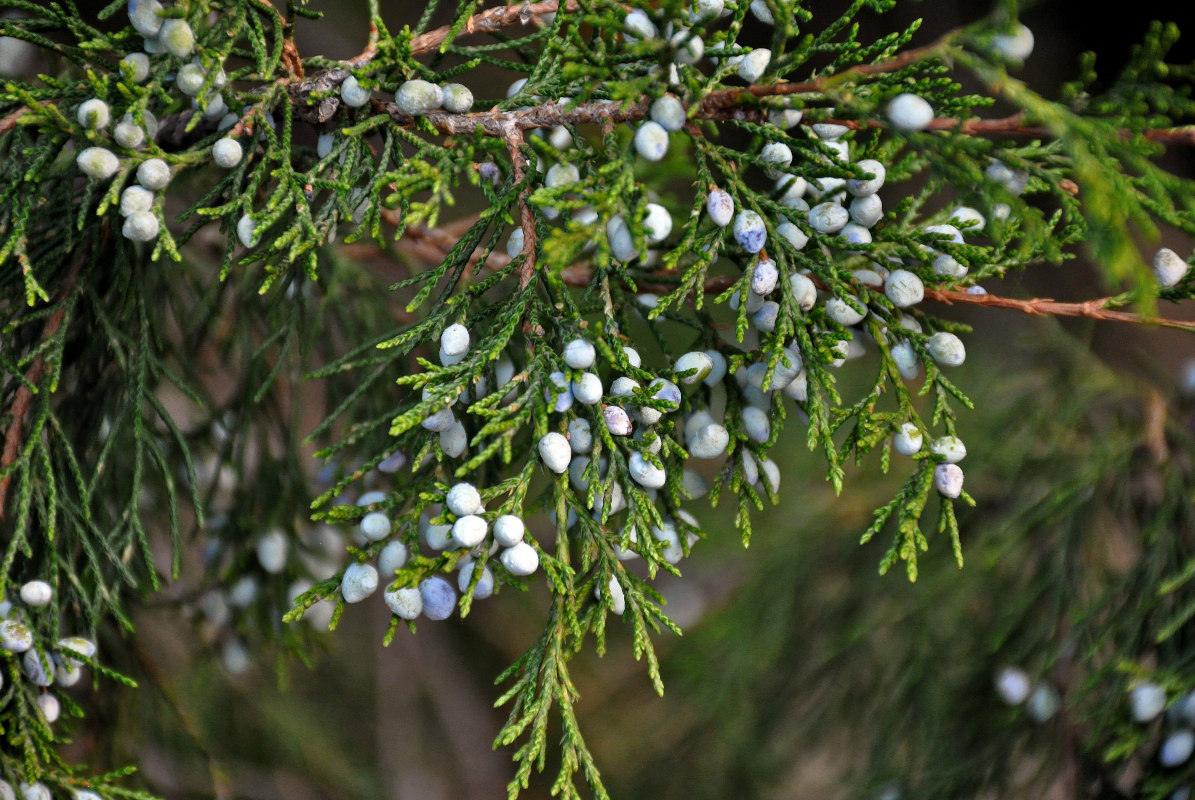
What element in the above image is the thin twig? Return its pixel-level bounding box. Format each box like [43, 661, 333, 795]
[502, 124, 538, 290]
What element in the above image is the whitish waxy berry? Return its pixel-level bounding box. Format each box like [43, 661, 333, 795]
[892, 422, 923, 455]
[737, 48, 771, 82]
[341, 563, 378, 603]
[573, 372, 603, 405]
[120, 186, 154, 217]
[777, 175, 808, 208]
[1161, 731, 1195, 767]
[568, 418, 593, 453]
[0, 619, 32, 653]
[885, 269, 924, 308]
[826, 297, 867, 326]
[421, 406, 455, 432]
[604, 405, 633, 436]
[114, 116, 147, 149]
[452, 515, 488, 548]
[492, 515, 525, 547]
[19, 783, 50, 800]
[675, 351, 713, 384]
[539, 432, 572, 473]
[925, 223, 964, 245]
[741, 406, 770, 443]
[441, 83, 473, 113]
[122, 210, 159, 242]
[545, 163, 580, 189]
[23, 649, 52, 686]
[1026, 684, 1061, 723]
[77, 147, 119, 180]
[1130, 682, 1167, 722]
[159, 18, 196, 58]
[644, 203, 673, 243]
[36, 694, 60, 724]
[927, 332, 966, 367]
[840, 224, 872, 247]
[255, 529, 288, 572]
[378, 540, 409, 576]
[690, 424, 729, 458]
[689, 0, 724, 21]
[704, 349, 727, 386]
[212, 138, 243, 168]
[760, 142, 792, 179]
[440, 323, 470, 358]
[769, 108, 804, 129]
[128, 0, 164, 36]
[121, 52, 151, 82]
[420, 576, 457, 620]
[789, 273, 817, 311]
[734, 210, 767, 252]
[237, 214, 258, 248]
[891, 340, 921, 380]
[995, 666, 1032, 705]
[20, 580, 51, 606]
[1153, 247, 1190, 287]
[623, 8, 657, 39]
[607, 215, 639, 262]
[929, 435, 967, 463]
[384, 586, 422, 619]
[991, 23, 1035, 62]
[501, 541, 540, 576]
[633, 121, 670, 161]
[458, 559, 495, 599]
[445, 482, 483, 516]
[753, 301, 779, 332]
[934, 463, 964, 498]
[950, 206, 986, 232]
[808, 202, 849, 234]
[706, 188, 734, 227]
[340, 75, 371, 107]
[360, 511, 392, 542]
[887, 93, 934, 131]
[748, 0, 774, 24]
[933, 254, 967, 279]
[850, 194, 883, 228]
[776, 223, 809, 254]
[547, 371, 574, 412]
[846, 159, 886, 196]
[77, 98, 110, 130]
[176, 62, 206, 96]
[563, 338, 596, 369]
[58, 636, 97, 663]
[628, 451, 666, 488]
[751, 257, 778, 296]
[599, 576, 626, 615]
[395, 79, 443, 115]
[650, 94, 686, 131]
[137, 157, 171, 190]
[440, 421, 467, 457]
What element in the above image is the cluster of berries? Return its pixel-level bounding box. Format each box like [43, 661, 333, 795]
[0, 580, 97, 729]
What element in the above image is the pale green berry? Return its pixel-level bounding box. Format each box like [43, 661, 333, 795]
[136, 157, 170, 189]
[77, 147, 120, 180]
[211, 137, 243, 168]
[77, 98, 110, 130]
[887, 93, 934, 131]
[122, 210, 159, 242]
[441, 82, 473, 113]
[395, 79, 443, 115]
[159, 18, 195, 59]
[340, 75, 371, 107]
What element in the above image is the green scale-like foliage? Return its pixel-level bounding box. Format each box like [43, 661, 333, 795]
[0, 0, 1194, 798]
